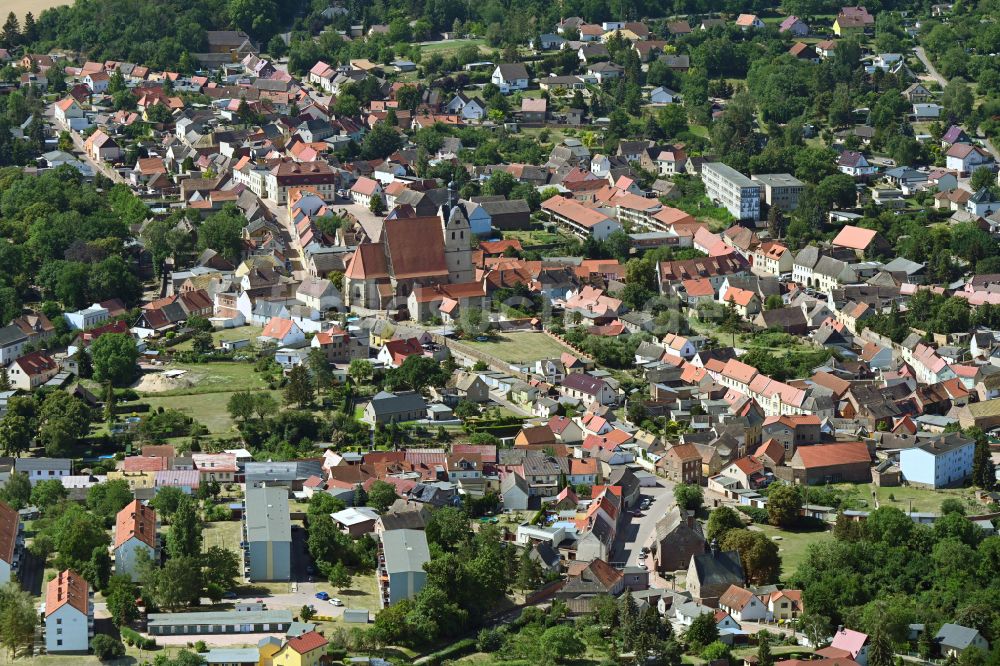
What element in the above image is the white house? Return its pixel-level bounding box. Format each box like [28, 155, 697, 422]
[258, 317, 305, 347]
[491, 64, 530, 93]
[54, 97, 84, 127]
[649, 86, 679, 104]
[350, 176, 382, 208]
[718, 584, 768, 622]
[113, 500, 157, 581]
[837, 151, 877, 177]
[14, 458, 72, 485]
[945, 144, 994, 176]
[45, 570, 93, 652]
[296, 277, 342, 311]
[64, 303, 110, 330]
[445, 93, 487, 121]
[899, 434, 974, 489]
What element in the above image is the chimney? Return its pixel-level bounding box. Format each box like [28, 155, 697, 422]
[686, 510, 695, 528]
[709, 538, 719, 556]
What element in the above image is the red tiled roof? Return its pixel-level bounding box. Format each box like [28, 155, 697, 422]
[46, 569, 89, 617]
[793, 442, 870, 469]
[286, 631, 328, 654]
[114, 500, 156, 549]
[832, 225, 877, 250]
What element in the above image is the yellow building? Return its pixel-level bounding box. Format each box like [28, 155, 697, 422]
[832, 6, 874, 36]
[258, 631, 327, 666]
[106, 470, 157, 490]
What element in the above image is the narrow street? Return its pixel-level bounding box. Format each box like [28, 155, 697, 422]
[611, 481, 675, 567]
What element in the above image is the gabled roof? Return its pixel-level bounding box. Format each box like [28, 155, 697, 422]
[285, 631, 328, 654]
[46, 569, 89, 617]
[114, 499, 156, 549]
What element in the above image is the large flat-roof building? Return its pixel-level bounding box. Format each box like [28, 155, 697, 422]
[243, 487, 291, 582]
[379, 528, 430, 607]
[751, 173, 805, 212]
[703, 162, 761, 221]
[147, 608, 293, 635]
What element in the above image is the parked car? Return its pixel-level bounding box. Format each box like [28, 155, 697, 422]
[329, 598, 344, 606]
[315, 591, 330, 601]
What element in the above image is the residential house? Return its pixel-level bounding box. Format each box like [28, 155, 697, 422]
[899, 433, 975, 488]
[113, 500, 157, 581]
[649, 506, 705, 573]
[935, 624, 989, 659]
[380, 529, 430, 606]
[719, 584, 768, 622]
[780, 16, 809, 36]
[45, 570, 93, 652]
[0, 500, 21, 585]
[945, 144, 993, 176]
[244, 486, 291, 582]
[833, 6, 875, 37]
[491, 64, 530, 93]
[8, 351, 59, 390]
[830, 627, 870, 666]
[258, 631, 328, 666]
[15, 458, 71, 485]
[837, 151, 877, 178]
[364, 391, 428, 424]
[788, 441, 871, 484]
[560, 373, 617, 406]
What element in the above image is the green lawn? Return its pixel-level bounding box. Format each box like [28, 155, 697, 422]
[829, 483, 979, 514]
[173, 326, 262, 351]
[137, 389, 281, 434]
[202, 518, 243, 556]
[419, 38, 488, 56]
[139, 361, 269, 396]
[464, 331, 575, 364]
[751, 523, 833, 581]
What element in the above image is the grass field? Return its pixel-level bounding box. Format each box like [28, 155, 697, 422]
[141, 361, 269, 395]
[830, 483, 979, 514]
[464, 331, 575, 364]
[138, 389, 281, 434]
[751, 523, 833, 581]
[419, 38, 488, 56]
[173, 326, 263, 351]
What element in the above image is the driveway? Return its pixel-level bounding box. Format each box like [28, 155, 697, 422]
[610, 480, 675, 567]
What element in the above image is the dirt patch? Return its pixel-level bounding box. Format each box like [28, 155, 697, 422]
[133, 371, 198, 393]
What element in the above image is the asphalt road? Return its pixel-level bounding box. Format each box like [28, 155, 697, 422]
[610, 479, 675, 568]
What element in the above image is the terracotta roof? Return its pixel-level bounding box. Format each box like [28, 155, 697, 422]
[115, 500, 157, 549]
[719, 584, 756, 609]
[832, 225, 878, 250]
[123, 456, 169, 472]
[731, 456, 764, 476]
[0, 500, 18, 565]
[793, 442, 870, 469]
[13, 351, 58, 377]
[383, 217, 448, 279]
[261, 317, 295, 340]
[46, 569, 89, 617]
[286, 631, 328, 654]
[518, 425, 556, 445]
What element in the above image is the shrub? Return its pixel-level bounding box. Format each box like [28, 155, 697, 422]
[91, 634, 126, 661]
[736, 506, 770, 524]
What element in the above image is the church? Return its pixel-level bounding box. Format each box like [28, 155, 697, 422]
[344, 184, 488, 320]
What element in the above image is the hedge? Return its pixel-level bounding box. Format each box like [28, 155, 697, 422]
[120, 627, 156, 649]
[736, 505, 770, 523]
[418, 638, 477, 665]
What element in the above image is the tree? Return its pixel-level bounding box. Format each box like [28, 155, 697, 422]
[348, 359, 373, 385]
[143, 556, 204, 609]
[515, 547, 542, 590]
[105, 575, 140, 626]
[799, 613, 831, 648]
[0, 414, 32, 457]
[767, 484, 802, 527]
[0, 472, 30, 510]
[197, 205, 246, 261]
[758, 631, 774, 666]
[706, 506, 744, 542]
[300, 604, 315, 622]
[942, 78, 974, 122]
[87, 479, 134, 525]
[202, 545, 240, 592]
[361, 122, 402, 160]
[540, 624, 584, 663]
[720, 529, 781, 584]
[30, 479, 68, 512]
[327, 560, 351, 588]
[686, 610, 719, 650]
[90, 333, 139, 386]
[167, 496, 203, 559]
[971, 167, 996, 192]
[971, 431, 996, 490]
[227, 391, 256, 422]
[674, 483, 704, 511]
[92, 634, 126, 661]
[308, 348, 334, 391]
[284, 365, 314, 407]
[366, 480, 398, 513]
[868, 625, 894, 666]
[0, 582, 36, 660]
[150, 486, 185, 517]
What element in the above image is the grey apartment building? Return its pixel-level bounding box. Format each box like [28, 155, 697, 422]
[703, 162, 761, 221]
[243, 486, 291, 581]
[751, 173, 805, 212]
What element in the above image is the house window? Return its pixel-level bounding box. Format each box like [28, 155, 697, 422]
[57, 640, 62, 646]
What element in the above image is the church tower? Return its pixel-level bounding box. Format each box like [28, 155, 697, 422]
[440, 182, 474, 284]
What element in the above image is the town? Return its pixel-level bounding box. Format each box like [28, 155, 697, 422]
[0, 0, 998, 665]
